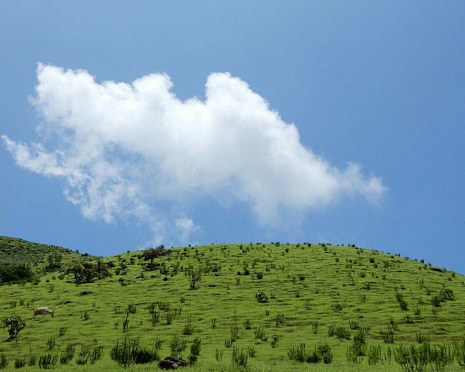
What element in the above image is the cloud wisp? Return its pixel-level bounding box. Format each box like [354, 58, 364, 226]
[2, 64, 386, 242]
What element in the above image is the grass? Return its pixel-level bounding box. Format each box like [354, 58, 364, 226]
[0, 239, 465, 371]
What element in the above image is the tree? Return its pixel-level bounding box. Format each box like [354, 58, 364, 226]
[188, 269, 201, 290]
[0, 264, 35, 284]
[3, 315, 26, 339]
[141, 245, 170, 265]
[66, 260, 111, 284]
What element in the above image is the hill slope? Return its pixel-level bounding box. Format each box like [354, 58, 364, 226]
[0, 240, 464, 371]
[0, 236, 84, 268]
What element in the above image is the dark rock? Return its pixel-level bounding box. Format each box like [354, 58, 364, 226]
[159, 357, 188, 370]
[33, 297, 42, 301]
[133, 275, 140, 279]
[79, 291, 93, 296]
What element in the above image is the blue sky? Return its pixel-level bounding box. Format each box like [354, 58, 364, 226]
[1, 2, 464, 273]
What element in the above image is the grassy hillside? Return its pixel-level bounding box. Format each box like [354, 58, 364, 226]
[0, 240, 465, 371]
[0, 236, 88, 269]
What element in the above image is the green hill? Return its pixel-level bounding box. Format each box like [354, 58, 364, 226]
[0, 239, 464, 371]
[0, 236, 87, 268]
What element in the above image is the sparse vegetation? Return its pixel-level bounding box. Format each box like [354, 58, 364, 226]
[0, 237, 464, 371]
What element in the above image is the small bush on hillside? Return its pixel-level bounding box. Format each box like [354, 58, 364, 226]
[380, 329, 394, 344]
[187, 269, 201, 290]
[38, 354, 57, 369]
[170, 335, 187, 356]
[256, 291, 269, 303]
[328, 326, 351, 340]
[27, 355, 36, 367]
[254, 326, 268, 342]
[431, 295, 442, 307]
[188, 338, 201, 365]
[347, 330, 367, 363]
[454, 340, 465, 367]
[14, 357, 26, 368]
[275, 313, 286, 327]
[3, 315, 26, 339]
[230, 324, 240, 341]
[59, 344, 75, 365]
[0, 353, 8, 369]
[46, 338, 55, 350]
[288, 343, 332, 364]
[232, 346, 248, 367]
[368, 345, 382, 365]
[182, 317, 194, 336]
[110, 338, 158, 367]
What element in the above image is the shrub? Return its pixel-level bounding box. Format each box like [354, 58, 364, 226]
[232, 346, 248, 367]
[27, 355, 36, 366]
[59, 344, 75, 365]
[3, 315, 26, 339]
[254, 326, 268, 342]
[396, 293, 408, 311]
[368, 345, 382, 365]
[349, 320, 359, 330]
[230, 324, 240, 341]
[288, 343, 332, 364]
[431, 296, 441, 307]
[187, 269, 201, 290]
[288, 343, 306, 362]
[270, 335, 279, 348]
[0, 353, 8, 369]
[328, 326, 351, 340]
[347, 330, 367, 363]
[380, 329, 394, 344]
[275, 313, 285, 327]
[170, 335, 187, 356]
[311, 321, 319, 334]
[215, 348, 223, 361]
[0, 265, 35, 284]
[454, 339, 465, 367]
[318, 344, 333, 364]
[14, 357, 26, 368]
[89, 346, 104, 365]
[439, 288, 454, 301]
[110, 338, 158, 367]
[256, 291, 269, 303]
[46, 338, 55, 350]
[182, 317, 194, 336]
[38, 354, 57, 369]
[393, 343, 450, 372]
[190, 338, 201, 357]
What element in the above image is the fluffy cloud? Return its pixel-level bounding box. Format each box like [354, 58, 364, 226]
[2, 64, 386, 240]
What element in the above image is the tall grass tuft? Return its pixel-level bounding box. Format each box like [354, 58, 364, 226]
[38, 354, 57, 369]
[110, 338, 158, 367]
[0, 354, 8, 369]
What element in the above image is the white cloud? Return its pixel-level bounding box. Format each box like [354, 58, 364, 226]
[175, 217, 200, 243]
[2, 64, 386, 241]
